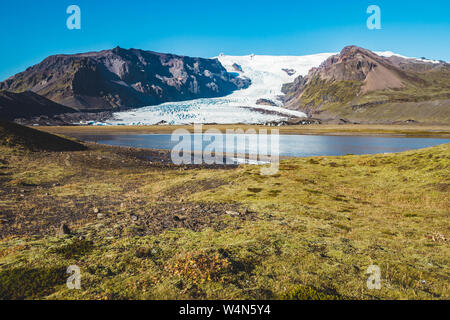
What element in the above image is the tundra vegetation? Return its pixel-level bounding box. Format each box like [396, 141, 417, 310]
[0, 122, 448, 300]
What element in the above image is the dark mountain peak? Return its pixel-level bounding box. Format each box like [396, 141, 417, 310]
[340, 45, 376, 57]
[304, 46, 423, 92]
[0, 48, 250, 111]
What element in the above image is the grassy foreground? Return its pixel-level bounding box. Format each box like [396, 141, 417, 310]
[0, 133, 448, 299]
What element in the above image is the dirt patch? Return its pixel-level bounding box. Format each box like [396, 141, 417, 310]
[430, 183, 449, 192]
[97, 202, 257, 237]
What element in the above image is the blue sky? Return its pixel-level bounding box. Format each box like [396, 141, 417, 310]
[0, 0, 449, 80]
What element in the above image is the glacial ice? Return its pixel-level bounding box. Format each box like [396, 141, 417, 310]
[105, 53, 336, 125]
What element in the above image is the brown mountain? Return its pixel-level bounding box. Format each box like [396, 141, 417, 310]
[0, 91, 76, 121]
[0, 47, 250, 111]
[282, 46, 450, 124]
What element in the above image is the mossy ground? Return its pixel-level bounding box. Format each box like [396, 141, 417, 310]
[0, 137, 448, 300]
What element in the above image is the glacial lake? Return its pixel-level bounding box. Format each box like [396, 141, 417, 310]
[69, 133, 450, 158]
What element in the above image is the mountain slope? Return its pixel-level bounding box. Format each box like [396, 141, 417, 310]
[0, 91, 76, 121]
[0, 47, 250, 111]
[282, 46, 450, 124]
[0, 120, 86, 151]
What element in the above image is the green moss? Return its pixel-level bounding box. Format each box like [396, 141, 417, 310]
[299, 77, 362, 110]
[50, 239, 94, 259]
[283, 286, 344, 300]
[0, 138, 448, 300]
[0, 267, 66, 300]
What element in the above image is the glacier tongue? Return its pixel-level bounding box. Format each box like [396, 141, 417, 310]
[106, 53, 336, 125]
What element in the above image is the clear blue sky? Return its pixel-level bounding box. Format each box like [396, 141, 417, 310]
[1, 0, 449, 80]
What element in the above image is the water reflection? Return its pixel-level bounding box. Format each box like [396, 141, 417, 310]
[69, 133, 449, 158]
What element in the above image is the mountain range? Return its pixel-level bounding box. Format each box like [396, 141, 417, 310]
[282, 46, 450, 123]
[0, 47, 250, 111]
[0, 45, 449, 125]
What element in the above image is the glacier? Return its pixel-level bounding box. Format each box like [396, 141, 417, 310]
[103, 51, 418, 125]
[104, 53, 336, 125]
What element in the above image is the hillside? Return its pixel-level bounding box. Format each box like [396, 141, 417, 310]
[0, 91, 76, 121]
[282, 46, 450, 124]
[0, 120, 86, 151]
[0, 133, 448, 299]
[0, 47, 250, 111]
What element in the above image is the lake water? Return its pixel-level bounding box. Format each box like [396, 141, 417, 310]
[69, 133, 449, 158]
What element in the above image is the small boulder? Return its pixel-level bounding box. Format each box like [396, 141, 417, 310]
[57, 223, 71, 236]
[174, 214, 186, 221]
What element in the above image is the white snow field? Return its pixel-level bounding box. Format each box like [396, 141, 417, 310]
[105, 53, 336, 125]
[103, 51, 423, 125]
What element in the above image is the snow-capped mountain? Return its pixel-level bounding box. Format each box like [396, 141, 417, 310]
[105, 53, 336, 125]
[282, 46, 450, 124]
[98, 49, 445, 125]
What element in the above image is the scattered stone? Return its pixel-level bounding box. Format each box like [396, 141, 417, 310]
[97, 213, 104, 219]
[226, 210, 240, 216]
[57, 223, 71, 236]
[93, 208, 100, 214]
[256, 98, 278, 107]
[282, 68, 296, 76]
[240, 208, 251, 215]
[130, 215, 138, 221]
[174, 214, 187, 221]
[232, 63, 243, 72]
[425, 233, 448, 242]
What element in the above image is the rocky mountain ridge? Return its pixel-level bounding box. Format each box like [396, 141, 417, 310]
[282, 46, 450, 124]
[0, 47, 250, 111]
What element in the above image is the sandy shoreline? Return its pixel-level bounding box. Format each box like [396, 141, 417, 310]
[36, 124, 450, 138]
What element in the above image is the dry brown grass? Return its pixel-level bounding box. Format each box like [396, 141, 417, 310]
[38, 124, 450, 138]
